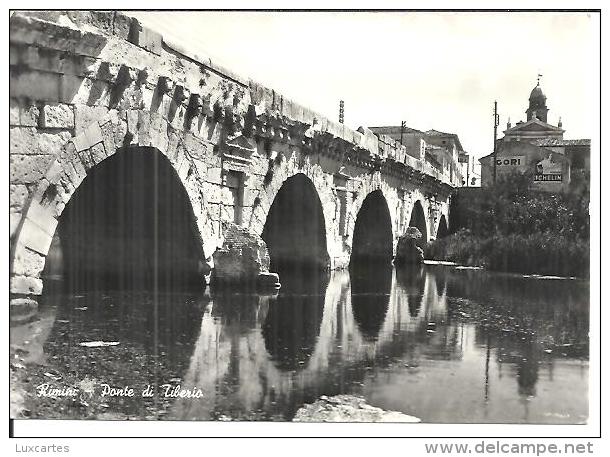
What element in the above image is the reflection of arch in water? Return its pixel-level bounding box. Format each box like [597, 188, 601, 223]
[261, 273, 327, 371]
[396, 265, 426, 318]
[349, 263, 393, 341]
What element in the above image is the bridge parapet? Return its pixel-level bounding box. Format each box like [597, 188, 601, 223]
[10, 11, 456, 191]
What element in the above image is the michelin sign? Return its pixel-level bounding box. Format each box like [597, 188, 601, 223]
[534, 154, 562, 182]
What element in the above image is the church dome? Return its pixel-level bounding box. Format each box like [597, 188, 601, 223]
[529, 85, 546, 104]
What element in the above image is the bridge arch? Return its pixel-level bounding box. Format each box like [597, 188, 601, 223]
[350, 189, 394, 265]
[51, 147, 207, 289]
[346, 178, 398, 258]
[260, 171, 331, 272]
[10, 111, 213, 298]
[436, 214, 449, 239]
[408, 200, 428, 247]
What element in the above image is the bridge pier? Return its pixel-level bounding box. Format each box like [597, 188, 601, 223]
[212, 222, 280, 290]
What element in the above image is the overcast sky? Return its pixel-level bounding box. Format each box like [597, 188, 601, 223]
[131, 11, 599, 159]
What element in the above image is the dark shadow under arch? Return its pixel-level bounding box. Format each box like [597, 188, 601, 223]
[437, 215, 449, 239]
[350, 190, 393, 266]
[44, 147, 204, 292]
[409, 201, 428, 248]
[262, 173, 329, 274]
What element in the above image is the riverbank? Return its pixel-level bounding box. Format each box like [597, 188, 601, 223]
[438, 174, 589, 278]
[425, 229, 589, 278]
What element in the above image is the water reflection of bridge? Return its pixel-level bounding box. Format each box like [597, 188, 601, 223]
[169, 267, 461, 420]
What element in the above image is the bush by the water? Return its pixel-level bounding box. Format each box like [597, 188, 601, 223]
[427, 172, 589, 277]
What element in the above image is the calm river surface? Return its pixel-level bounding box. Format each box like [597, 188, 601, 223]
[25, 264, 589, 423]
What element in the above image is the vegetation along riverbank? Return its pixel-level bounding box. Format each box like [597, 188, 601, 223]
[426, 173, 589, 278]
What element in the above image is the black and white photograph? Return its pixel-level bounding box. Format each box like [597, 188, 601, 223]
[6, 6, 602, 445]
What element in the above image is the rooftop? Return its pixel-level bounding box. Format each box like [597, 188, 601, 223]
[424, 129, 464, 152]
[368, 125, 423, 135]
[534, 138, 591, 147]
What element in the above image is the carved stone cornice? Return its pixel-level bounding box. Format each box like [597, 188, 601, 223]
[221, 134, 256, 173]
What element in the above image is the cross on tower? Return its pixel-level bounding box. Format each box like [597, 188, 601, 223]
[537, 73, 543, 86]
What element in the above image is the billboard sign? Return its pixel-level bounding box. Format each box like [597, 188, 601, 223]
[534, 155, 562, 182]
[495, 156, 525, 166]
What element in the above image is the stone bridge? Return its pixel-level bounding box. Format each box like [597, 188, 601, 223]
[9, 11, 459, 318]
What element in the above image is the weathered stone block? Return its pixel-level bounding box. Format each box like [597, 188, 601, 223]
[44, 160, 64, 185]
[207, 203, 221, 221]
[10, 13, 101, 56]
[112, 118, 128, 149]
[73, 122, 103, 152]
[65, 160, 86, 190]
[10, 184, 29, 209]
[13, 246, 46, 278]
[60, 75, 110, 106]
[99, 122, 117, 159]
[113, 12, 132, 40]
[25, 199, 60, 235]
[59, 142, 87, 187]
[126, 109, 139, 136]
[10, 155, 55, 184]
[66, 11, 114, 36]
[58, 54, 100, 79]
[128, 19, 162, 56]
[79, 148, 95, 170]
[10, 68, 61, 102]
[17, 217, 54, 256]
[206, 167, 223, 185]
[205, 184, 225, 204]
[89, 143, 106, 164]
[9, 127, 70, 156]
[220, 204, 235, 222]
[74, 105, 109, 134]
[137, 111, 152, 146]
[20, 103, 40, 127]
[10, 275, 43, 296]
[18, 45, 61, 73]
[243, 188, 260, 207]
[40, 103, 75, 129]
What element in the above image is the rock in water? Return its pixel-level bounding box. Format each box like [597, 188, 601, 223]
[212, 222, 280, 290]
[293, 395, 420, 423]
[394, 229, 424, 266]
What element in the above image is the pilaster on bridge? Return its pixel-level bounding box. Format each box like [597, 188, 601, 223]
[9, 11, 458, 321]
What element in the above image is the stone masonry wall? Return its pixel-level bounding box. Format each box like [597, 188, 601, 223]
[9, 11, 454, 318]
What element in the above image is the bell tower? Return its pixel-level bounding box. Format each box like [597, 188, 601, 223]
[526, 74, 549, 123]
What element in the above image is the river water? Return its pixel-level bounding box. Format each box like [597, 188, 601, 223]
[21, 264, 589, 423]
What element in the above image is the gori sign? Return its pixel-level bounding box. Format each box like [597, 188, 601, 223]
[495, 156, 525, 166]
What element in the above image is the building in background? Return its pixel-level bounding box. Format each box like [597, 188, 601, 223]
[368, 125, 468, 187]
[460, 153, 481, 187]
[479, 80, 590, 194]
